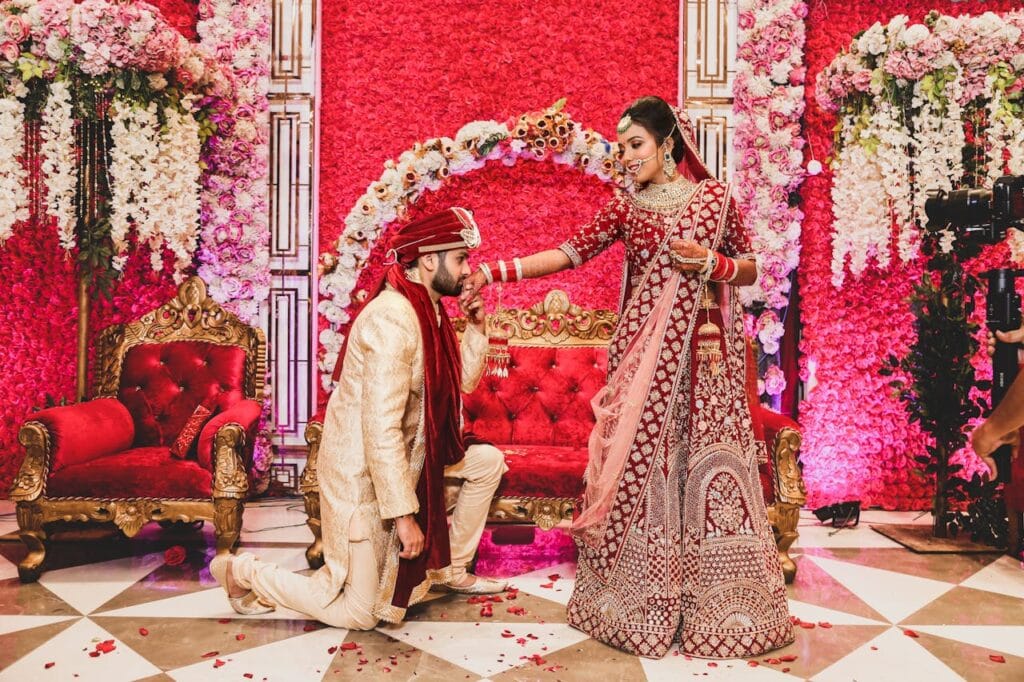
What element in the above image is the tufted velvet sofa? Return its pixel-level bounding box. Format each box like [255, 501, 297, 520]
[9, 277, 266, 582]
[302, 290, 807, 581]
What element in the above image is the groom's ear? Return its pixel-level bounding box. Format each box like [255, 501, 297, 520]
[419, 252, 439, 273]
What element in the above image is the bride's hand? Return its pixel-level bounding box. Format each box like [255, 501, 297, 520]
[669, 239, 709, 274]
[461, 269, 489, 301]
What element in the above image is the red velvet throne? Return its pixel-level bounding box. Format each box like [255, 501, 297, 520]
[8, 277, 266, 582]
[302, 290, 807, 582]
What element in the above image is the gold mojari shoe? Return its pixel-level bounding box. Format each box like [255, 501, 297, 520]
[209, 554, 276, 615]
[437, 574, 509, 594]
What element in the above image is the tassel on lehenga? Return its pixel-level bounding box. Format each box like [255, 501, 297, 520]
[696, 297, 723, 376]
[486, 333, 510, 378]
[485, 284, 511, 378]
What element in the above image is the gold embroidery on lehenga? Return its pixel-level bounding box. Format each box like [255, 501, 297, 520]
[566, 181, 793, 659]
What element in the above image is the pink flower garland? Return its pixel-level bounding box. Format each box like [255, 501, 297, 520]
[195, 0, 272, 490]
[733, 0, 808, 398]
[195, 0, 270, 325]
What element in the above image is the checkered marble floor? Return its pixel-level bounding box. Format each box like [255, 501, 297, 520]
[1, 500, 1023, 681]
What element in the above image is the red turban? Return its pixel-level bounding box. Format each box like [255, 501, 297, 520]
[388, 207, 481, 266]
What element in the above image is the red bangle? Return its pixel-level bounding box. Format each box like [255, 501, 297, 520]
[708, 252, 738, 282]
[484, 260, 521, 283]
[709, 252, 728, 280]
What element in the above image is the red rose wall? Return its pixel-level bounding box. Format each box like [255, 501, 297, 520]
[799, 0, 1023, 508]
[0, 0, 201, 490]
[0, 1, 1019, 512]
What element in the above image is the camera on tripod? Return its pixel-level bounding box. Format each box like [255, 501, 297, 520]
[924, 175, 1024, 244]
[924, 175, 1024, 484]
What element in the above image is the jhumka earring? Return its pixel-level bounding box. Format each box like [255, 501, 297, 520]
[663, 150, 677, 180]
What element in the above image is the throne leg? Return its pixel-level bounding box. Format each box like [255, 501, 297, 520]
[770, 501, 800, 584]
[213, 498, 243, 556]
[303, 490, 324, 569]
[16, 502, 47, 583]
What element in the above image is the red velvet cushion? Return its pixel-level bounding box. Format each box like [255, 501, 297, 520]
[197, 399, 263, 470]
[170, 403, 213, 459]
[495, 444, 589, 499]
[464, 346, 607, 447]
[46, 446, 213, 498]
[118, 341, 247, 447]
[31, 398, 135, 472]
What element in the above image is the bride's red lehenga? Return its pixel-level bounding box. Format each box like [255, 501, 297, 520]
[561, 116, 794, 659]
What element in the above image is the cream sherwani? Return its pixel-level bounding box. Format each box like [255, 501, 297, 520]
[230, 285, 506, 628]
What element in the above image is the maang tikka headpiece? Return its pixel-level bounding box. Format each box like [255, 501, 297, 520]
[616, 114, 633, 135]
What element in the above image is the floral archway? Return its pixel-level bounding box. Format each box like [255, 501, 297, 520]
[316, 101, 625, 390]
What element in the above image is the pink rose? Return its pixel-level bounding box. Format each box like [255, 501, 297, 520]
[738, 12, 755, 31]
[851, 69, 872, 92]
[4, 16, 29, 43]
[0, 41, 18, 62]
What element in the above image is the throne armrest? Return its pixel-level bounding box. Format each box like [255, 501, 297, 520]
[197, 399, 263, 471]
[31, 397, 135, 472]
[759, 408, 807, 507]
[300, 414, 325, 493]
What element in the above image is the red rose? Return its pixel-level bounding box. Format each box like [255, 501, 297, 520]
[164, 545, 187, 566]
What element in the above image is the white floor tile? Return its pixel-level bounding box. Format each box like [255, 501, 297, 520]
[814, 626, 965, 682]
[640, 644, 801, 681]
[376, 620, 589, 678]
[804, 555, 955, 624]
[39, 552, 166, 615]
[239, 501, 314, 544]
[95, 586, 315, 621]
[959, 555, 1024, 599]
[166, 626, 344, 681]
[0, 617, 161, 682]
[794, 522, 902, 549]
[911, 625, 1024, 658]
[786, 598, 887, 626]
[0, 614, 76, 636]
[506, 561, 576, 606]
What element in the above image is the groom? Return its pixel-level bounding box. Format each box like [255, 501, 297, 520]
[211, 207, 508, 627]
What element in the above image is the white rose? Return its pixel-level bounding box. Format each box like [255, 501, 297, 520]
[902, 24, 930, 47]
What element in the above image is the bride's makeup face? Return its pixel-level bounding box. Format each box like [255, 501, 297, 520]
[617, 124, 663, 184]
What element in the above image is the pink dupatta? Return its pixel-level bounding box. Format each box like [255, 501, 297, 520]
[572, 271, 681, 546]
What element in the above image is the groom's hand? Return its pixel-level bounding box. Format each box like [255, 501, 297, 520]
[396, 515, 424, 560]
[460, 293, 486, 331]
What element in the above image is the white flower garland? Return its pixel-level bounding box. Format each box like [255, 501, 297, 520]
[873, 101, 916, 264]
[39, 81, 77, 251]
[107, 99, 160, 272]
[108, 98, 202, 276]
[0, 97, 29, 244]
[830, 114, 891, 285]
[821, 11, 1024, 280]
[150, 106, 203, 277]
[911, 81, 965, 242]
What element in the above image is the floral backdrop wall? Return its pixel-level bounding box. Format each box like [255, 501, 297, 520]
[317, 0, 679, 409]
[0, 0, 269, 491]
[799, 0, 1021, 509]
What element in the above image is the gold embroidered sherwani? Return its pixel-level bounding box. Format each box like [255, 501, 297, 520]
[310, 285, 490, 619]
[232, 286, 500, 628]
